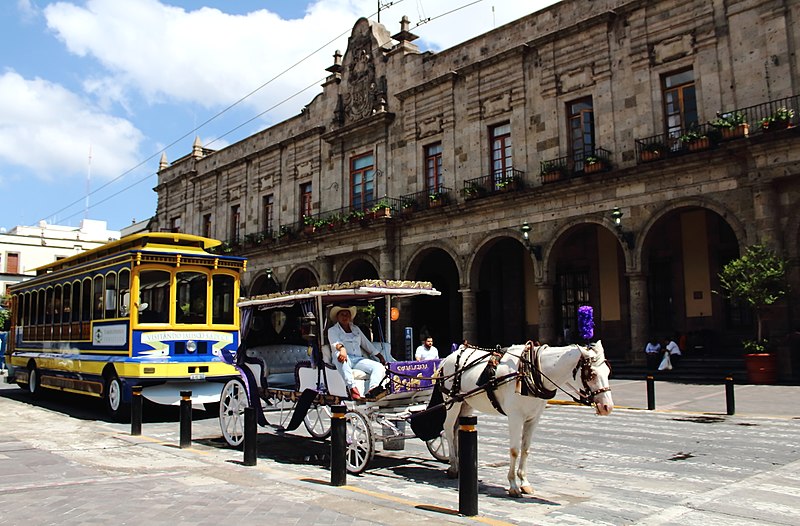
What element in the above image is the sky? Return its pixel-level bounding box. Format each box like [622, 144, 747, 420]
[0, 0, 558, 233]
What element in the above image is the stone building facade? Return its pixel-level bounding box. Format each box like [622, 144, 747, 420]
[154, 0, 800, 369]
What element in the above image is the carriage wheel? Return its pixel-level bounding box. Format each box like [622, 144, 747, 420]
[219, 378, 248, 447]
[425, 431, 449, 463]
[345, 411, 374, 474]
[303, 404, 332, 439]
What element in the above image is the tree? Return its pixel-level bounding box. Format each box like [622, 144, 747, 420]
[716, 244, 788, 351]
[0, 294, 9, 331]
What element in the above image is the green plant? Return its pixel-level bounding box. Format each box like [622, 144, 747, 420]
[679, 129, 707, 143]
[642, 142, 665, 153]
[541, 160, 563, 174]
[302, 215, 315, 226]
[761, 107, 795, 129]
[429, 191, 442, 201]
[716, 244, 788, 352]
[463, 182, 483, 197]
[710, 111, 747, 128]
[585, 156, 599, 165]
[371, 198, 390, 212]
[0, 294, 10, 331]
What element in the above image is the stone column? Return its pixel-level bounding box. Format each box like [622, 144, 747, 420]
[317, 256, 333, 285]
[460, 289, 477, 344]
[536, 284, 556, 344]
[753, 183, 781, 250]
[628, 273, 649, 365]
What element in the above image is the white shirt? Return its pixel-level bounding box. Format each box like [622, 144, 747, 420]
[665, 340, 681, 355]
[328, 322, 376, 361]
[415, 345, 439, 361]
[645, 342, 661, 354]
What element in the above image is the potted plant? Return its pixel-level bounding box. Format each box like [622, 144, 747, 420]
[680, 129, 712, 151]
[761, 107, 794, 132]
[641, 141, 666, 162]
[302, 215, 315, 234]
[540, 160, 564, 183]
[716, 244, 788, 384]
[463, 181, 486, 200]
[371, 198, 392, 218]
[428, 190, 443, 208]
[496, 174, 521, 191]
[583, 155, 607, 174]
[710, 111, 749, 140]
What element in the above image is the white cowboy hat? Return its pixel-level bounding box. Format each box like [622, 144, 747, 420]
[329, 305, 357, 322]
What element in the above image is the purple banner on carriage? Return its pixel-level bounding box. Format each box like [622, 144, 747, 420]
[388, 359, 441, 393]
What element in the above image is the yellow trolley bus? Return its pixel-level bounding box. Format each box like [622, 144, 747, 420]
[6, 233, 246, 417]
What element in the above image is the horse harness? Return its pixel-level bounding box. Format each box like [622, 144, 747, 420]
[439, 341, 611, 413]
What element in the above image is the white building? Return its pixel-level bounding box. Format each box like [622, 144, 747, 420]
[0, 219, 120, 296]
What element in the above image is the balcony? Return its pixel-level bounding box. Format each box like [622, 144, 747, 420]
[540, 147, 612, 184]
[462, 169, 525, 201]
[635, 94, 799, 164]
[399, 184, 454, 213]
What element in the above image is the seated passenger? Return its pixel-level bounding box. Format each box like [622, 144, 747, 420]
[415, 336, 439, 361]
[327, 305, 386, 400]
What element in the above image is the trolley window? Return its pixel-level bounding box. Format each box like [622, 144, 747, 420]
[177, 271, 208, 324]
[212, 274, 235, 325]
[138, 269, 170, 324]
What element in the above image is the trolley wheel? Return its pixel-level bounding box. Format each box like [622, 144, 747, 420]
[219, 378, 248, 447]
[303, 404, 332, 439]
[345, 410, 374, 474]
[104, 373, 129, 421]
[26, 365, 42, 398]
[426, 431, 450, 463]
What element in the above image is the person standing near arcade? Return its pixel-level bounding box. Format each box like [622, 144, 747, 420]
[415, 336, 439, 361]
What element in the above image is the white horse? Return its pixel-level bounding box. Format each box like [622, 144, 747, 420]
[434, 340, 613, 497]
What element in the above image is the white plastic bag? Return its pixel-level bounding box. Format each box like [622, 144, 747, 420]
[658, 352, 673, 371]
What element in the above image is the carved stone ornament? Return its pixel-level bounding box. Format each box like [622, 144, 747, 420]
[343, 27, 380, 123]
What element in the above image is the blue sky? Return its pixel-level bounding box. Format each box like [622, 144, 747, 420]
[0, 0, 556, 232]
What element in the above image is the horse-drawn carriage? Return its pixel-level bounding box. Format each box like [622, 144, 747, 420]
[216, 280, 448, 473]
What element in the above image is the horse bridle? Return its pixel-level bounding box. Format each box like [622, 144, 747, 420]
[572, 348, 613, 406]
[520, 341, 612, 407]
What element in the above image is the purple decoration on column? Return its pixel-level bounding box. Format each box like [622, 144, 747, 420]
[578, 305, 594, 341]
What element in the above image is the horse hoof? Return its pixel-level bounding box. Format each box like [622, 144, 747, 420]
[521, 485, 534, 495]
[446, 468, 459, 479]
[508, 489, 522, 498]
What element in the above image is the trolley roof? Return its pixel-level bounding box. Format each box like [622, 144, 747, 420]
[238, 280, 440, 308]
[30, 232, 236, 276]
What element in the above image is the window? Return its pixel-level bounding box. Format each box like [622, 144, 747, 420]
[93, 276, 104, 320]
[202, 214, 212, 239]
[424, 143, 443, 193]
[212, 274, 235, 325]
[6, 253, 19, 274]
[177, 271, 208, 324]
[299, 182, 313, 220]
[81, 279, 92, 322]
[262, 195, 274, 235]
[118, 269, 130, 317]
[138, 270, 170, 324]
[663, 69, 697, 139]
[170, 216, 182, 233]
[490, 123, 512, 188]
[230, 205, 240, 245]
[104, 272, 118, 319]
[568, 98, 594, 170]
[350, 153, 374, 210]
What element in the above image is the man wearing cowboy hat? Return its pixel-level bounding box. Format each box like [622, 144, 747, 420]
[327, 305, 387, 400]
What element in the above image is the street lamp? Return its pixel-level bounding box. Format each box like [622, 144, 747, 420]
[520, 222, 542, 260]
[610, 207, 635, 249]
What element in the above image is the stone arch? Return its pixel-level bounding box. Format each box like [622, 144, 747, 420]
[640, 197, 748, 256]
[337, 254, 379, 282]
[543, 216, 628, 280]
[285, 266, 319, 291]
[404, 244, 462, 352]
[465, 230, 535, 288]
[403, 239, 462, 282]
[248, 268, 281, 296]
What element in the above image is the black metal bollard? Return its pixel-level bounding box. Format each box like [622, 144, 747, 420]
[330, 405, 347, 486]
[725, 376, 735, 415]
[243, 406, 257, 466]
[179, 390, 192, 449]
[646, 375, 656, 410]
[458, 415, 478, 517]
[130, 385, 143, 436]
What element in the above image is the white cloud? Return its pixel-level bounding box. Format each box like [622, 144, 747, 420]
[0, 70, 144, 182]
[42, 0, 558, 122]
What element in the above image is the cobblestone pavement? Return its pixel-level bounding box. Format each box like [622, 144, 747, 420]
[0, 377, 798, 525]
